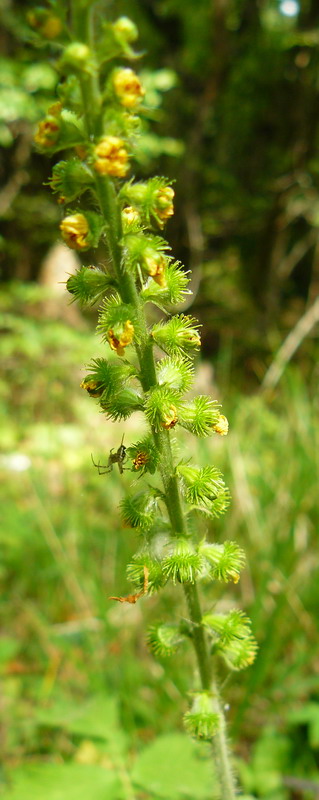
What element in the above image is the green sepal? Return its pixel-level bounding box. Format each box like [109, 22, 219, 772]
[59, 42, 95, 75]
[98, 294, 137, 341]
[202, 609, 252, 645]
[34, 109, 86, 154]
[123, 233, 170, 277]
[156, 355, 194, 393]
[151, 314, 201, 357]
[121, 491, 159, 530]
[95, 18, 140, 65]
[147, 622, 184, 657]
[126, 553, 166, 593]
[208, 487, 231, 518]
[179, 396, 221, 437]
[162, 538, 203, 584]
[144, 385, 181, 432]
[141, 261, 190, 309]
[49, 159, 94, 202]
[184, 692, 220, 741]
[120, 176, 174, 229]
[126, 435, 159, 475]
[81, 358, 136, 401]
[177, 464, 225, 508]
[199, 541, 246, 584]
[217, 634, 258, 671]
[66, 267, 115, 306]
[101, 387, 143, 420]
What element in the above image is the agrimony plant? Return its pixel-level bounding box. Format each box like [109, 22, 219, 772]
[32, 2, 257, 796]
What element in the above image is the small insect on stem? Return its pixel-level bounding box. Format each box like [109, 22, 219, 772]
[109, 565, 149, 604]
[91, 434, 127, 475]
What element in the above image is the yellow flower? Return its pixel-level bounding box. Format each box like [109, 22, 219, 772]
[113, 68, 144, 108]
[108, 320, 134, 356]
[161, 405, 178, 429]
[93, 136, 129, 178]
[80, 378, 102, 397]
[121, 206, 140, 228]
[28, 11, 62, 39]
[144, 251, 167, 288]
[34, 117, 60, 148]
[60, 214, 89, 250]
[47, 102, 63, 117]
[133, 452, 149, 470]
[155, 187, 175, 226]
[213, 415, 229, 436]
[41, 16, 63, 39]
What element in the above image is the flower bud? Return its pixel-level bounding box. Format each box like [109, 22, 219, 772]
[154, 186, 175, 227]
[61, 43, 91, 71]
[121, 178, 174, 229]
[113, 16, 138, 43]
[93, 136, 129, 178]
[121, 206, 141, 231]
[60, 213, 90, 250]
[143, 249, 167, 287]
[113, 68, 144, 108]
[108, 320, 134, 356]
[184, 692, 220, 741]
[27, 10, 63, 39]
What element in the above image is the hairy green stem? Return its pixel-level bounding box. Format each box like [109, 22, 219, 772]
[74, 7, 237, 796]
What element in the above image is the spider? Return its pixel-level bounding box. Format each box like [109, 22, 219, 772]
[91, 434, 127, 475]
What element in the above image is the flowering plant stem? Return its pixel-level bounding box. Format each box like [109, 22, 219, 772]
[32, 1, 258, 795]
[81, 48, 236, 799]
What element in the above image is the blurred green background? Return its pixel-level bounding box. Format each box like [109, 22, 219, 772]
[1, 1, 319, 799]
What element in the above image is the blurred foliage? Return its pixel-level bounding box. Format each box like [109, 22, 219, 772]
[1, 283, 319, 799]
[1, 0, 319, 796]
[1, 0, 319, 376]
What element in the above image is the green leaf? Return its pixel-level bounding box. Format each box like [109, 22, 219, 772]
[132, 733, 217, 799]
[2, 763, 123, 800]
[35, 694, 123, 743]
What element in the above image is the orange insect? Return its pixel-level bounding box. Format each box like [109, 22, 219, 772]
[109, 565, 149, 604]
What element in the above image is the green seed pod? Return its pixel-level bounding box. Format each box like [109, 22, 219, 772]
[49, 158, 94, 202]
[67, 267, 114, 306]
[177, 464, 225, 508]
[147, 622, 184, 657]
[151, 315, 201, 357]
[184, 692, 220, 741]
[162, 538, 203, 584]
[218, 634, 258, 671]
[199, 541, 246, 584]
[202, 609, 252, 645]
[127, 553, 166, 593]
[121, 492, 158, 530]
[179, 396, 221, 437]
[144, 385, 181, 431]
